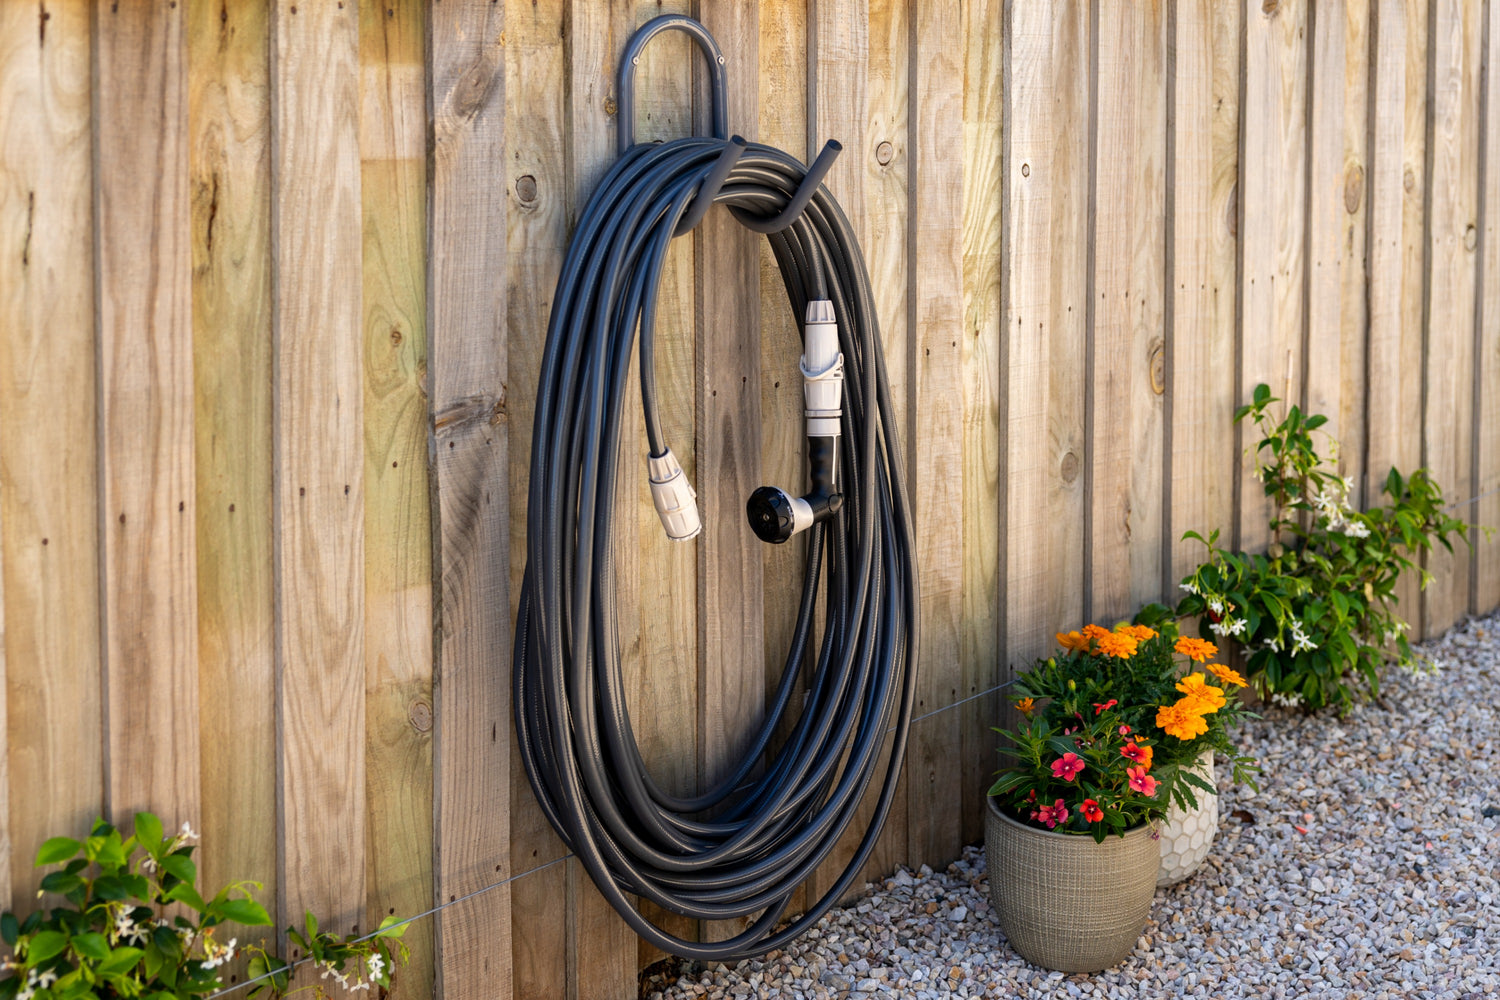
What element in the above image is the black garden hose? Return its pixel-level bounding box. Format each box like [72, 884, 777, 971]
[513, 131, 919, 962]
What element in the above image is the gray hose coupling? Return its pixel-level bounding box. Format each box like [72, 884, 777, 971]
[648, 448, 701, 541]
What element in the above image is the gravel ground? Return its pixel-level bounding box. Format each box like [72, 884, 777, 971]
[644, 611, 1500, 999]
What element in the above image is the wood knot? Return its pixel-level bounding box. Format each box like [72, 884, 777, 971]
[1021, 162, 1030, 178]
[1464, 224, 1478, 252]
[1149, 340, 1165, 395]
[875, 141, 894, 166]
[604, 96, 618, 117]
[1060, 451, 1080, 484]
[1403, 166, 1415, 192]
[409, 701, 433, 733]
[516, 174, 538, 204]
[1344, 163, 1364, 214]
[1261, 0, 1280, 14]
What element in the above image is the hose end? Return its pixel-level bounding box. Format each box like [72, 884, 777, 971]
[649, 448, 701, 541]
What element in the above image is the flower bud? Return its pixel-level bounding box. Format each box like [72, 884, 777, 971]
[1067, 679, 1076, 692]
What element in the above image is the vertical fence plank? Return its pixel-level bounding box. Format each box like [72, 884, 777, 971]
[95, 0, 201, 828]
[906, 0, 964, 871]
[693, 0, 765, 803]
[1002, 1, 1090, 666]
[361, 2, 434, 995]
[959, 0, 1004, 843]
[1167, 0, 1240, 588]
[502, 0, 570, 990]
[1421, 0, 1481, 636]
[0, 499, 7, 905]
[1477, 0, 1500, 612]
[272, 0, 365, 951]
[0, 0, 101, 907]
[1341, 0, 1372, 502]
[627, 0, 700, 955]
[1237, 0, 1308, 555]
[561, 3, 638, 992]
[1089, 0, 1166, 623]
[1366, 0, 1421, 622]
[755, 0, 811, 913]
[1399, 0, 1431, 633]
[807, 0, 875, 906]
[187, 0, 278, 953]
[1305, 0, 1349, 439]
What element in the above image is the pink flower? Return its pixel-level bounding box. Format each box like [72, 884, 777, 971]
[1035, 799, 1070, 829]
[1050, 752, 1085, 782]
[1092, 699, 1118, 715]
[1118, 724, 1132, 736]
[1127, 765, 1158, 797]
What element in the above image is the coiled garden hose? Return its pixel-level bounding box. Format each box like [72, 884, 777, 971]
[513, 15, 918, 963]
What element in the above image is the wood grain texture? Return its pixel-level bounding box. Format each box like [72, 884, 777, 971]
[1305, 0, 1349, 443]
[562, 1, 638, 988]
[1339, 0, 1371, 506]
[272, 0, 366, 949]
[905, 0, 964, 870]
[95, 0, 201, 828]
[1236, 0, 1308, 555]
[1088, 0, 1166, 623]
[694, 0, 765, 801]
[958, 0, 1003, 844]
[0, 0, 102, 909]
[1365, 0, 1422, 625]
[629, 0, 700, 955]
[187, 0, 277, 955]
[360, 1, 433, 994]
[1478, 0, 1500, 612]
[502, 0, 570, 989]
[1420, 0, 1481, 635]
[0, 486, 7, 906]
[1167, 0, 1240, 586]
[1001, 0, 1089, 663]
[754, 1, 811, 908]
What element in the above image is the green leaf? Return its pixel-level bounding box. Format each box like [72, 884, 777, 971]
[375, 914, 408, 939]
[163, 882, 205, 913]
[70, 933, 111, 961]
[27, 930, 70, 963]
[133, 813, 164, 853]
[213, 899, 271, 927]
[96, 947, 144, 976]
[35, 838, 82, 867]
[159, 854, 196, 885]
[39, 872, 84, 896]
[2, 913, 18, 947]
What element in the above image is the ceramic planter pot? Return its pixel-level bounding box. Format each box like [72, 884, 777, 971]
[985, 796, 1158, 973]
[1157, 752, 1217, 887]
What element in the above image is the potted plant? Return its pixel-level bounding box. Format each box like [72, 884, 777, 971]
[986, 613, 1258, 971]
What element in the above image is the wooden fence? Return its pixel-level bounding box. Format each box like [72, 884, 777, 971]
[1, 0, 1497, 997]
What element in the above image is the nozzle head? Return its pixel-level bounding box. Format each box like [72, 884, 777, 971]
[747, 486, 796, 543]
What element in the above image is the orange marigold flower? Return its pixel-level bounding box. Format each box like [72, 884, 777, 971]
[1156, 700, 1210, 740]
[1175, 673, 1227, 712]
[1015, 697, 1036, 716]
[1056, 630, 1092, 653]
[1206, 662, 1249, 688]
[1095, 631, 1139, 659]
[1174, 636, 1219, 662]
[1080, 624, 1111, 641]
[1117, 623, 1158, 642]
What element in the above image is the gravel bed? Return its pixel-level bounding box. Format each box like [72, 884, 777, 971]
[644, 611, 1500, 999]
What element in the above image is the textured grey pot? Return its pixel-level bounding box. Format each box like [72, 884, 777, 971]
[1157, 752, 1218, 886]
[985, 796, 1158, 973]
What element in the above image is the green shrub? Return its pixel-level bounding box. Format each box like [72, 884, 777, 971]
[1176, 384, 1474, 713]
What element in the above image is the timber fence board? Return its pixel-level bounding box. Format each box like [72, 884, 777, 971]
[0, 4, 1499, 998]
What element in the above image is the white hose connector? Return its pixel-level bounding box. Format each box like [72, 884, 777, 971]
[802, 300, 844, 440]
[648, 448, 701, 541]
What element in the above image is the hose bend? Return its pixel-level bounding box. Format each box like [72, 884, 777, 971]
[514, 134, 919, 962]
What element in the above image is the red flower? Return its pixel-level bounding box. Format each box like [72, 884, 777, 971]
[1036, 799, 1070, 829]
[1081, 799, 1104, 823]
[1092, 699, 1118, 715]
[1127, 765, 1159, 797]
[1050, 752, 1085, 782]
[1120, 742, 1149, 766]
[1118, 724, 1132, 736]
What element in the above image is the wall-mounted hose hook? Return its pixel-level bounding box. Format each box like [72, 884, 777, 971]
[617, 14, 729, 155]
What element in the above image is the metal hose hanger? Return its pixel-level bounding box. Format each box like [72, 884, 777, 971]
[514, 15, 919, 962]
